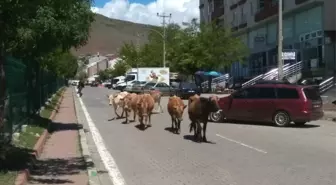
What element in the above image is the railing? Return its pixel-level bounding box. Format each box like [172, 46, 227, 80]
[319, 77, 335, 94]
[242, 63, 290, 87]
[201, 73, 229, 88]
[263, 61, 303, 81]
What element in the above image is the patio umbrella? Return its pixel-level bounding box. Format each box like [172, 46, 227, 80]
[206, 71, 222, 77]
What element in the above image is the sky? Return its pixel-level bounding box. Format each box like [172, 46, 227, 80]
[91, 0, 199, 26]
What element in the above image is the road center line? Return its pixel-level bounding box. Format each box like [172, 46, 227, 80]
[78, 96, 127, 185]
[216, 134, 267, 154]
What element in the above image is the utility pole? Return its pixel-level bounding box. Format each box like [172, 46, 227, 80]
[277, 0, 283, 80]
[157, 12, 171, 68]
[136, 33, 140, 81]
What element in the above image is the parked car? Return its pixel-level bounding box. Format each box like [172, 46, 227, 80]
[124, 81, 143, 92]
[174, 82, 200, 99]
[131, 81, 147, 93]
[142, 81, 174, 96]
[90, 81, 99, 87]
[210, 81, 324, 127]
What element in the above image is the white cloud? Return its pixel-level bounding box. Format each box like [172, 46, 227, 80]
[91, 0, 199, 26]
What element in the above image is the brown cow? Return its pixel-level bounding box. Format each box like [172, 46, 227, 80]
[167, 96, 187, 134]
[122, 93, 141, 123]
[137, 93, 155, 129]
[149, 90, 163, 113]
[106, 91, 129, 119]
[188, 95, 220, 142]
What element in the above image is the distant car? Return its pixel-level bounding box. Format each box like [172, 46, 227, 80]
[124, 81, 142, 92]
[90, 81, 99, 87]
[175, 82, 200, 99]
[131, 81, 147, 93]
[210, 81, 324, 127]
[142, 82, 174, 96]
[102, 81, 112, 88]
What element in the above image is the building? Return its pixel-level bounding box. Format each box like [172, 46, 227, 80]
[200, 0, 336, 79]
[85, 53, 122, 78]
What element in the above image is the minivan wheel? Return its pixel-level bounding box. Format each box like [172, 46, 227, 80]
[273, 111, 291, 127]
[210, 110, 223, 123]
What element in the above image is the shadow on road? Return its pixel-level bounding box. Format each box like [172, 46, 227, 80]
[134, 124, 149, 131]
[183, 135, 216, 144]
[212, 120, 320, 129]
[29, 157, 92, 184]
[164, 127, 175, 133]
[48, 122, 83, 133]
[0, 145, 34, 173]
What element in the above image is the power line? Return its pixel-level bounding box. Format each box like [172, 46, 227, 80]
[157, 12, 172, 68]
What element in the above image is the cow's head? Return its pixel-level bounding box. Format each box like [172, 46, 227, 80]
[107, 94, 117, 106]
[174, 104, 187, 121]
[208, 95, 220, 112]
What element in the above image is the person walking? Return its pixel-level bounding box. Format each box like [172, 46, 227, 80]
[77, 80, 85, 97]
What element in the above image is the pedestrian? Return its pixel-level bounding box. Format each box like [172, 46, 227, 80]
[77, 80, 85, 97]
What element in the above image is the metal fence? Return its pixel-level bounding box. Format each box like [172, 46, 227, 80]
[0, 57, 65, 143]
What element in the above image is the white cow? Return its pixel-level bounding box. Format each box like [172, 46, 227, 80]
[107, 91, 129, 119]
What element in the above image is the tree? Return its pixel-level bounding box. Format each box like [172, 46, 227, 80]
[1, 0, 94, 65]
[111, 60, 131, 77]
[169, 19, 249, 75]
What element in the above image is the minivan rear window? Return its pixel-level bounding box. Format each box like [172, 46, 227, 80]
[303, 88, 321, 100]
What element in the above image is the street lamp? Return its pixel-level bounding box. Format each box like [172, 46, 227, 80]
[277, 0, 283, 80]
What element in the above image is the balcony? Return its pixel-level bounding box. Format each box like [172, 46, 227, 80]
[254, 2, 279, 22]
[295, 0, 309, 5]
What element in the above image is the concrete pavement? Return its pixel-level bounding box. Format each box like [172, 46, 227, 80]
[76, 86, 336, 185]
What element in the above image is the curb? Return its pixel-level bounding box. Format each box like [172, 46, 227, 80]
[14, 88, 66, 185]
[72, 88, 101, 185]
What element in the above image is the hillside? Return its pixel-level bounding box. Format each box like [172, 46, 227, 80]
[72, 14, 157, 56]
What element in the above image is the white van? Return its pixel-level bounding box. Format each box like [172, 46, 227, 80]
[112, 76, 125, 89]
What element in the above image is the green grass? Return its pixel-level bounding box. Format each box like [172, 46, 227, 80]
[0, 87, 65, 185]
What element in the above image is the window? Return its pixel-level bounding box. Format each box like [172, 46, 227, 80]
[276, 88, 299, 99]
[258, 0, 265, 10]
[156, 82, 169, 87]
[145, 82, 156, 88]
[255, 87, 276, 99]
[232, 87, 258, 99]
[303, 88, 321, 100]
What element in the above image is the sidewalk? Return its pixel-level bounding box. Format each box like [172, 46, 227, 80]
[28, 88, 88, 185]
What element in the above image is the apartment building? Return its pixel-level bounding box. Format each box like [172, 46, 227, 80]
[200, 0, 336, 79]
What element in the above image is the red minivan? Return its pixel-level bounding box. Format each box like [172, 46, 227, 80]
[210, 82, 324, 127]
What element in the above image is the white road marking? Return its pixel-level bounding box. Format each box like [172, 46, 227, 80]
[216, 134, 267, 154]
[78, 96, 126, 185]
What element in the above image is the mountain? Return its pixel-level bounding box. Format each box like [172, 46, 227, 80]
[72, 14, 157, 56]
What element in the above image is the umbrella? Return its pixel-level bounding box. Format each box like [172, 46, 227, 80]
[206, 71, 222, 77]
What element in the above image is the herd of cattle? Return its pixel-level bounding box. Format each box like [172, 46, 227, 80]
[107, 91, 220, 142]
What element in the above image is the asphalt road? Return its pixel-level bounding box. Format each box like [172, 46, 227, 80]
[77, 86, 336, 185]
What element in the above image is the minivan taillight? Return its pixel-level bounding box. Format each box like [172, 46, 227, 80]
[302, 101, 310, 113]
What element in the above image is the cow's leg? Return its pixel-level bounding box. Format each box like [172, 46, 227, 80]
[171, 117, 174, 129]
[132, 109, 136, 122]
[120, 107, 125, 118]
[202, 121, 208, 142]
[196, 121, 202, 142]
[147, 113, 152, 127]
[176, 120, 181, 134]
[114, 105, 121, 118]
[158, 100, 164, 113]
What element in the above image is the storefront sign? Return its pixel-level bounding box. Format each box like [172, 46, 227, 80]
[282, 51, 296, 60]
